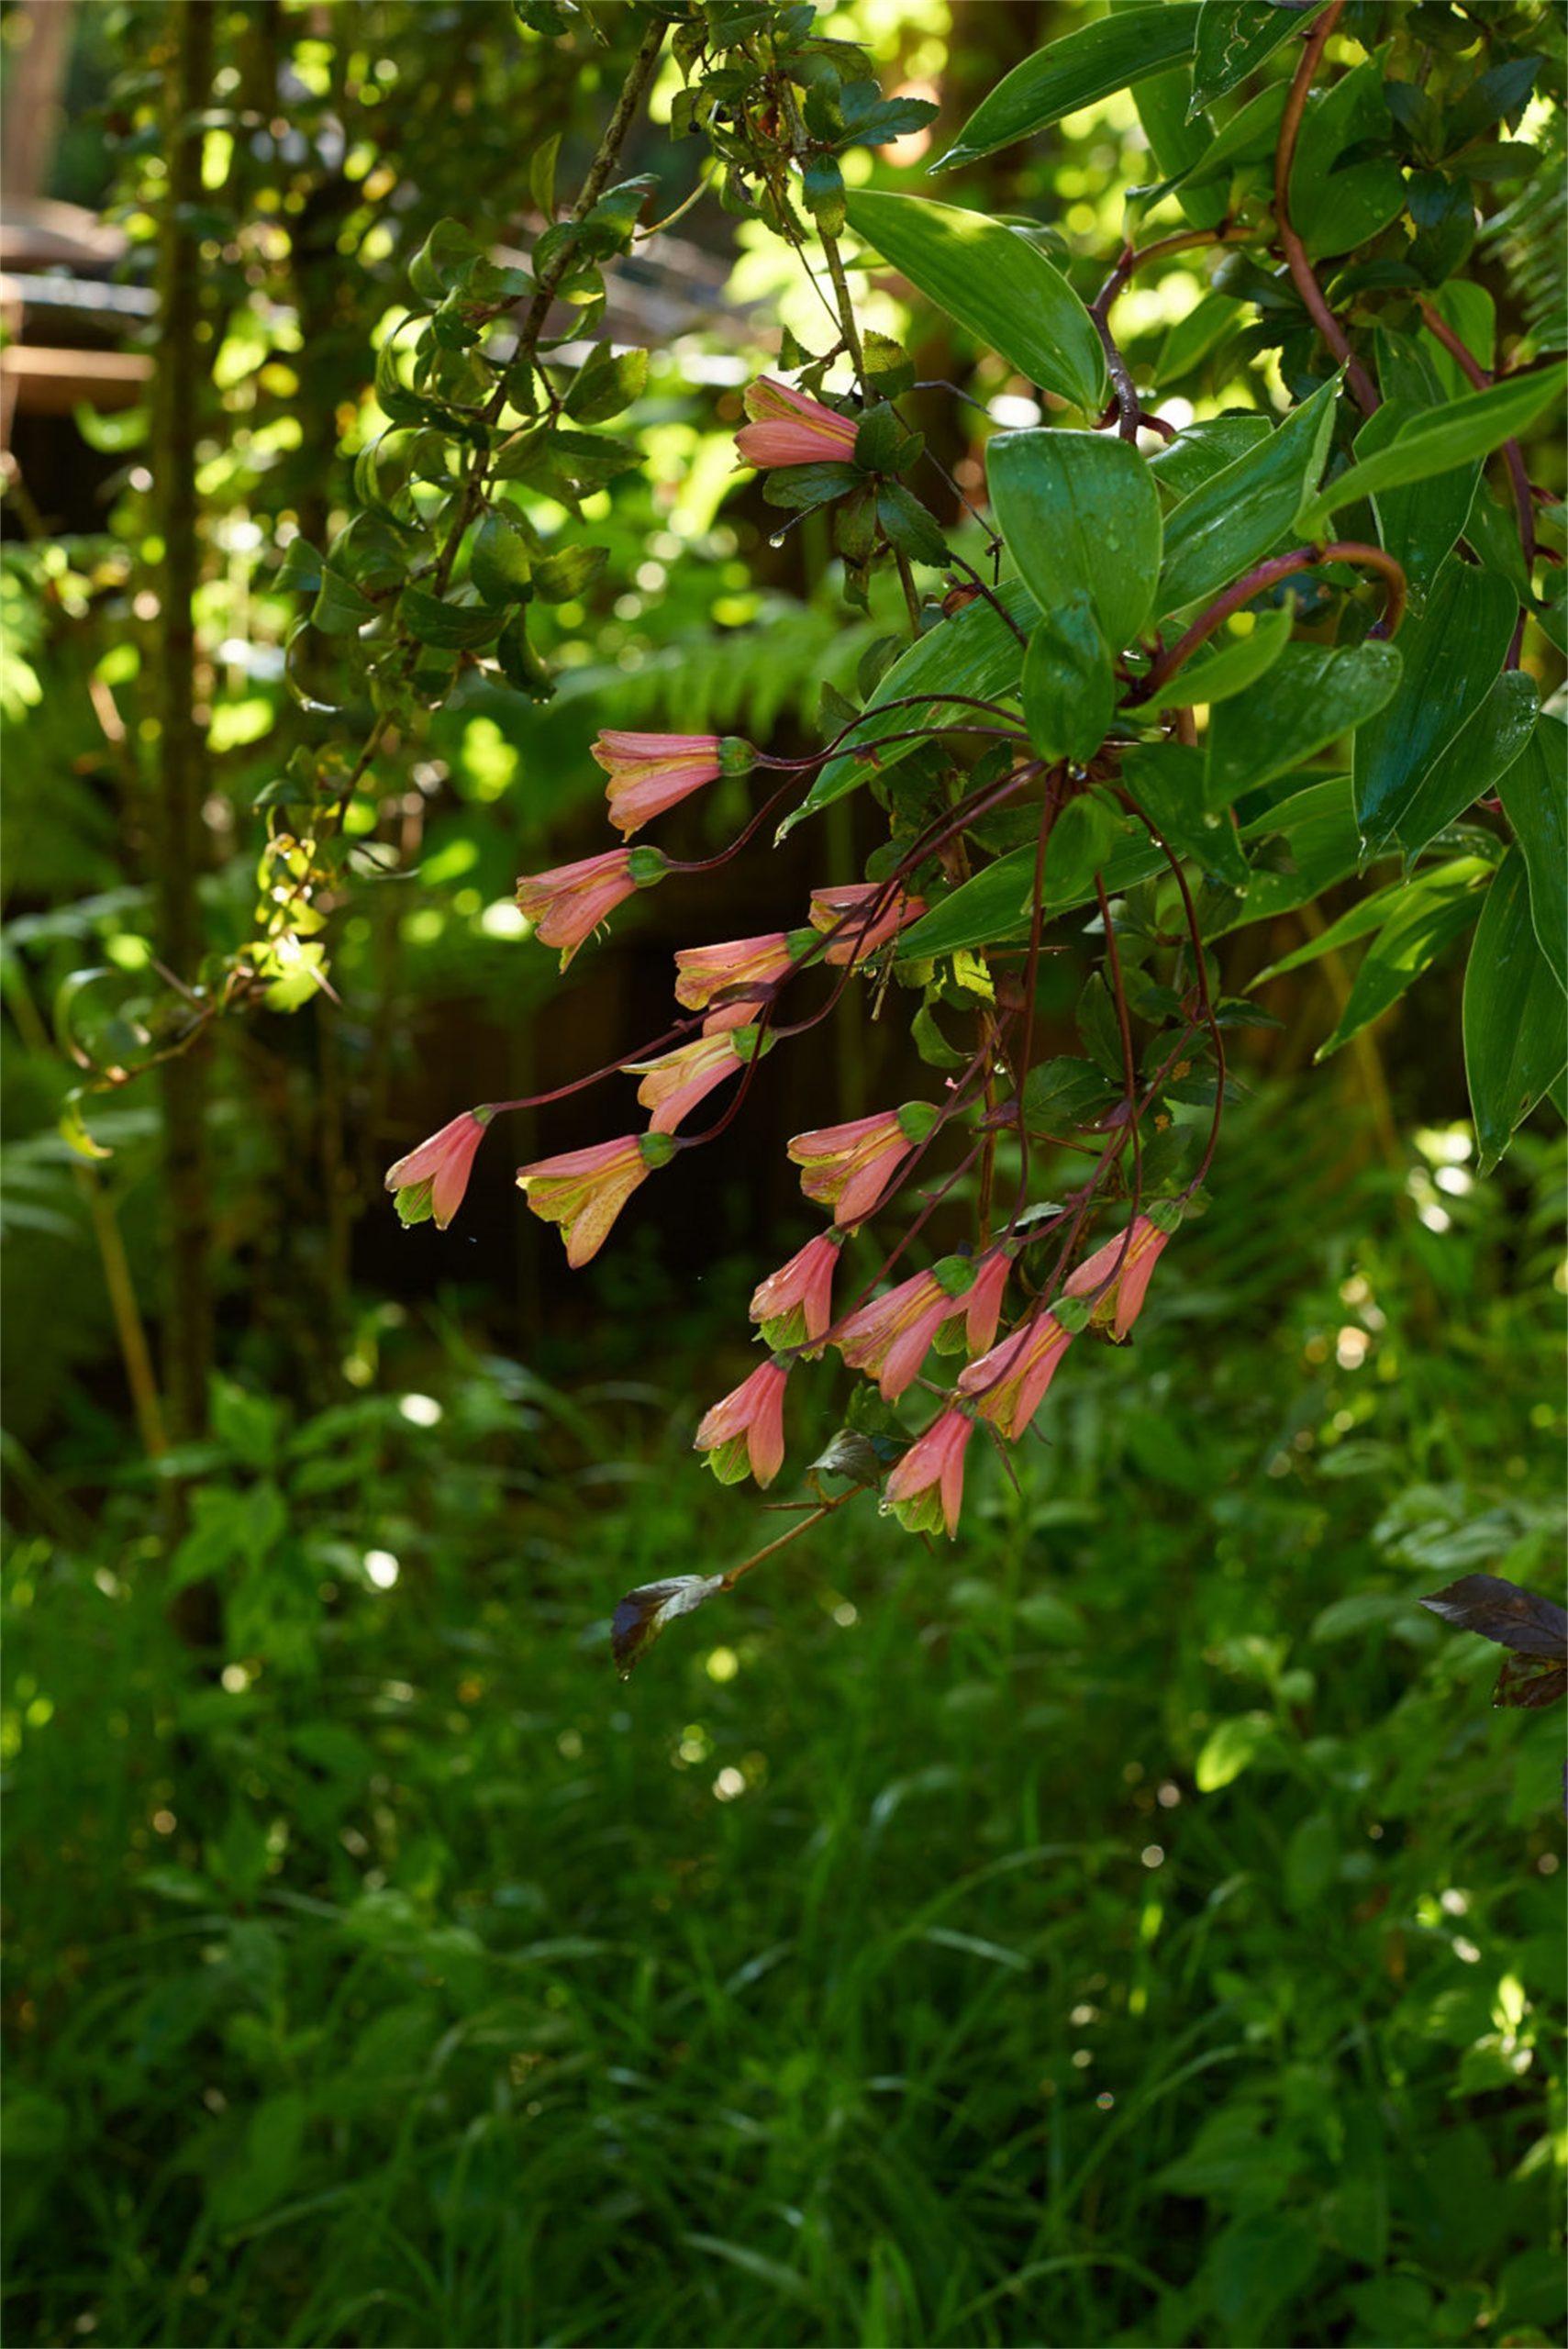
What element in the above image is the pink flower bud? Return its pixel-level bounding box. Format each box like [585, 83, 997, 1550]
[673, 930, 806, 1033]
[592, 731, 750, 836]
[695, 1358, 789, 1489]
[749, 1230, 842, 1353]
[384, 1108, 493, 1230]
[1063, 1215, 1173, 1340]
[625, 1030, 765, 1135]
[833, 1268, 957, 1402]
[957, 1311, 1075, 1442]
[786, 1102, 938, 1229]
[883, 1407, 974, 1539]
[735, 376, 861, 470]
[515, 1132, 673, 1268]
[516, 847, 663, 970]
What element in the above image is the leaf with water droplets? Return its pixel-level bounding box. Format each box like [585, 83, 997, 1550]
[610, 1574, 726, 1676]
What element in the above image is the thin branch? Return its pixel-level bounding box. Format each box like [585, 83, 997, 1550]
[1274, 0, 1380, 417]
[1132, 540, 1407, 704]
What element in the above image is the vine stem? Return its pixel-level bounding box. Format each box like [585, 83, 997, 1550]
[1274, 0, 1380, 416]
[1132, 540, 1407, 703]
[1415, 295, 1536, 665]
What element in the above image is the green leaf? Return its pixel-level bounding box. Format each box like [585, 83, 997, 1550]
[407, 218, 483, 303]
[532, 543, 608, 602]
[1496, 720, 1567, 992]
[470, 511, 534, 605]
[309, 568, 379, 636]
[779, 580, 1036, 837]
[1205, 642, 1403, 808]
[989, 429, 1163, 651]
[1021, 595, 1115, 763]
[1121, 34, 1228, 228]
[1149, 413, 1273, 498]
[1050, 794, 1130, 910]
[1356, 396, 1479, 612]
[1300, 372, 1564, 531]
[935, 4, 1203, 169]
[896, 829, 1166, 961]
[1251, 873, 1425, 986]
[1195, 1712, 1274, 1792]
[529, 131, 562, 221]
[876, 483, 950, 567]
[1463, 847, 1568, 1171]
[801, 151, 846, 233]
[1287, 51, 1405, 259]
[844, 191, 1106, 415]
[1352, 556, 1518, 852]
[1121, 743, 1248, 885]
[1390, 669, 1538, 858]
[563, 342, 649, 422]
[1190, 0, 1322, 113]
[1158, 374, 1339, 616]
[1149, 600, 1295, 708]
[1317, 861, 1491, 1058]
[396, 585, 506, 651]
[274, 538, 324, 595]
[1220, 777, 1362, 934]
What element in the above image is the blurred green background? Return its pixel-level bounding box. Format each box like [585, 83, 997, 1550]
[2, 3, 1563, 2343]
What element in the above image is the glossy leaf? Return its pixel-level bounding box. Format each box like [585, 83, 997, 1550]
[1121, 743, 1248, 885]
[896, 830, 1166, 961]
[1300, 371, 1564, 530]
[1205, 642, 1403, 809]
[470, 511, 533, 605]
[1356, 396, 1479, 612]
[988, 429, 1163, 651]
[1462, 846, 1568, 1172]
[935, 4, 1203, 169]
[844, 192, 1106, 415]
[611, 1575, 726, 1676]
[1287, 53, 1405, 260]
[1158, 375, 1338, 616]
[1496, 720, 1567, 991]
[396, 585, 506, 651]
[1418, 1573, 1568, 1660]
[779, 580, 1035, 837]
[1021, 596, 1115, 763]
[1390, 669, 1538, 858]
[1317, 861, 1490, 1058]
[1220, 778, 1362, 934]
[1190, 0, 1322, 113]
[1352, 556, 1517, 852]
[1151, 601, 1295, 708]
[1149, 414, 1273, 498]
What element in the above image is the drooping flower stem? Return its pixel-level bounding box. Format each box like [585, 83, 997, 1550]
[1134, 543, 1407, 705]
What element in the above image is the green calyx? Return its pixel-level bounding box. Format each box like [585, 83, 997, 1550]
[896, 1100, 940, 1144]
[718, 737, 756, 777]
[628, 846, 669, 889]
[639, 1131, 677, 1170]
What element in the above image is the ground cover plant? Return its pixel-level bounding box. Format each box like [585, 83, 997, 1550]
[1, 0, 1564, 2343]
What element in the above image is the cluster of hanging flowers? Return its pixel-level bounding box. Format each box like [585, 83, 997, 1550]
[384, 375, 1187, 1553]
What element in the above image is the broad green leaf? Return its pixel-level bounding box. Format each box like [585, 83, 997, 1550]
[1195, 1712, 1274, 1792]
[1317, 861, 1491, 1058]
[1149, 413, 1273, 498]
[274, 538, 324, 595]
[1121, 743, 1248, 885]
[935, 4, 1202, 169]
[470, 511, 533, 605]
[396, 585, 506, 651]
[1287, 52, 1405, 260]
[563, 343, 649, 423]
[1463, 847, 1568, 1171]
[1356, 396, 1479, 613]
[1157, 375, 1339, 616]
[1391, 669, 1538, 858]
[844, 192, 1106, 415]
[1159, 290, 1244, 382]
[1021, 596, 1115, 763]
[1220, 777, 1362, 933]
[1181, 79, 1286, 189]
[1205, 642, 1403, 809]
[1496, 721, 1567, 992]
[310, 567, 379, 636]
[1352, 556, 1518, 852]
[896, 830, 1166, 961]
[532, 543, 608, 603]
[1126, 48, 1229, 228]
[988, 429, 1163, 651]
[779, 580, 1036, 837]
[1300, 371, 1563, 531]
[1150, 601, 1295, 708]
[1190, 0, 1322, 113]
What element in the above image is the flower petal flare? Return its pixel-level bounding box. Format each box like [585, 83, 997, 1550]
[516, 1132, 673, 1268]
[834, 1267, 956, 1402]
[625, 1030, 763, 1135]
[385, 1108, 493, 1230]
[695, 1358, 789, 1489]
[749, 1230, 842, 1353]
[786, 1101, 938, 1229]
[957, 1311, 1075, 1442]
[882, 1407, 974, 1540]
[1063, 1214, 1174, 1340]
[735, 376, 861, 470]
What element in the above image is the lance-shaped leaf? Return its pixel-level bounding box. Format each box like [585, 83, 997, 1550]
[1121, 743, 1248, 885]
[1157, 374, 1339, 617]
[1286, 51, 1406, 260]
[1149, 600, 1295, 709]
[1496, 720, 1567, 992]
[1462, 845, 1568, 1172]
[1219, 778, 1362, 934]
[1315, 859, 1491, 1059]
[1388, 669, 1538, 858]
[844, 192, 1106, 416]
[1299, 371, 1564, 532]
[935, 4, 1203, 169]
[896, 829, 1166, 961]
[989, 429, 1163, 651]
[611, 1574, 726, 1677]
[1149, 413, 1273, 498]
[1352, 556, 1518, 852]
[1189, 0, 1325, 113]
[1020, 593, 1115, 763]
[778, 580, 1035, 838]
[1204, 641, 1403, 808]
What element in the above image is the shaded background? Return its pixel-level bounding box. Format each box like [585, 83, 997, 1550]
[2, 4, 1564, 2344]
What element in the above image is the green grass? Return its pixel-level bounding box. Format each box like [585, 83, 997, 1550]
[3, 1111, 1564, 2347]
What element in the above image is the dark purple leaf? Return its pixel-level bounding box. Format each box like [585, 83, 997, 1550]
[1418, 1573, 1568, 1659]
[610, 1573, 725, 1677]
[1493, 1653, 1568, 1711]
